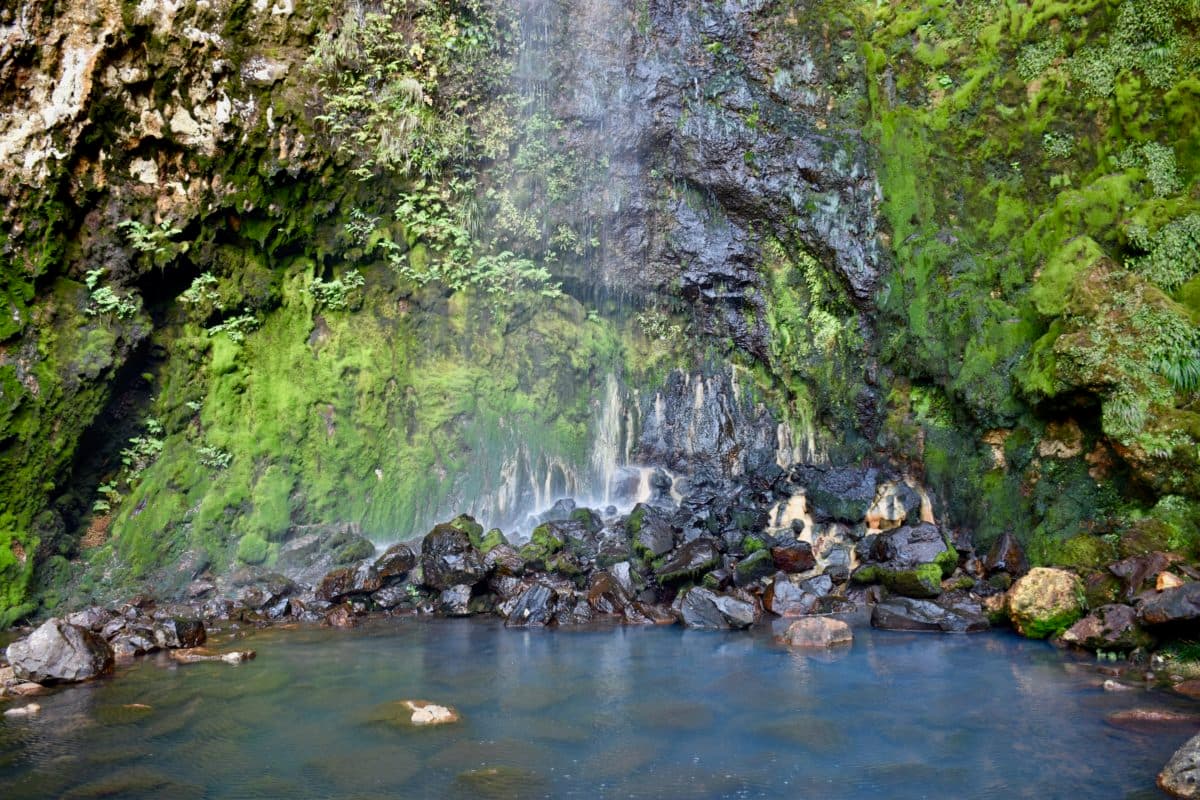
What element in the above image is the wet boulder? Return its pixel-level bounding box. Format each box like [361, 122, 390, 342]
[1140, 582, 1200, 627]
[733, 549, 776, 586]
[776, 617, 853, 648]
[1006, 567, 1086, 639]
[771, 541, 816, 573]
[793, 465, 879, 523]
[628, 503, 676, 559]
[587, 571, 632, 615]
[1061, 603, 1153, 651]
[484, 543, 526, 577]
[152, 619, 207, 650]
[872, 595, 988, 633]
[1111, 551, 1174, 600]
[65, 606, 115, 632]
[421, 523, 486, 590]
[6, 619, 115, 684]
[1161, 731, 1200, 798]
[623, 601, 676, 625]
[519, 521, 569, 566]
[656, 537, 721, 582]
[677, 587, 756, 629]
[316, 562, 382, 602]
[438, 585, 473, 617]
[763, 574, 820, 617]
[504, 583, 562, 628]
[374, 543, 417, 581]
[983, 532, 1029, 578]
[852, 524, 957, 598]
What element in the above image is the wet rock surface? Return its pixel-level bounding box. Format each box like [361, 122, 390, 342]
[1161, 732, 1200, 798]
[6, 619, 114, 684]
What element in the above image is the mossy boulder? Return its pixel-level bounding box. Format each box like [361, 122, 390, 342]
[471, 528, 508, 555]
[852, 523, 958, 598]
[1006, 567, 1086, 639]
[852, 562, 944, 599]
[236, 534, 270, 566]
[519, 522, 566, 566]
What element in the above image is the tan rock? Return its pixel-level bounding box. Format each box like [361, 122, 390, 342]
[399, 700, 460, 727]
[169, 648, 256, 664]
[775, 617, 853, 648]
[3, 703, 41, 717]
[1159, 571, 1185, 591]
[1006, 567, 1085, 639]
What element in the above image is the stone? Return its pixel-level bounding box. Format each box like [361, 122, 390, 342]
[439, 584, 473, 616]
[1061, 604, 1154, 651]
[1161, 731, 1200, 798]
[763, 574, 819, 617]
[1111, 551, 1174, 600]
[870, 523, 953, 568]
[6, 618, 115, 684]
[169, 648, 256, 664]
[1006, 567, 1086, 639]
[678, 587, 755, 629]
[770, 541, 816, 573]
[374, 543, 417, 581]
[733, 549, 776, 586]
[865, 481, 922, 531]
[372, 584, 411, 609]
[629, 503, 675, 558]
[587, 571, 632, 615]
[399, 700, 461, 726]
[871, 595, 988, 633]
[1108, 708, 1200, 726]
[1175, 681, 1200, 699]
[1160, 572, 1186, 591]
[325, 603, 360, 628]
[484, 543, 526, 577]
[315, 562, 382, 602]
[421, 523, 486, 590]
[983, 532, 1028, 577]
[793, 465, 879, 523]
[1141, 582, 1200, 626]
[65, 606, 114, 632]
[776, 617, 853, 648]
[655, 537, 721, 582]
[622, 601, 676, 625]
[4, 703, 41, 717]
[152, 618, 207, 649]
[505, 583, 560, 628]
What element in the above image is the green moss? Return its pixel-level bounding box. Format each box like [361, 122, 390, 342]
[237, 533, 270, 565]
[472, 528, 508, 554]
[741, 534, 767, 555]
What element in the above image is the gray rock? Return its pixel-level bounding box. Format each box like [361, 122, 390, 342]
[421, 524, 486, 590]
[438, 585, 473, 616]
[1140, 582, 1200, 626]
[1160, 731, 1200, 798]
[6, 619, 115, 683]
[678, 587, 755, 629]
[871, 595, 988, 633]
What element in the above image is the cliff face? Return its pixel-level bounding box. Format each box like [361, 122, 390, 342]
[0, 0, 1197, 623]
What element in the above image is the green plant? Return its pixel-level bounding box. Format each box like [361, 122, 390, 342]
[180, 272, 220, 305]
[197, 444, 233, 470]
[118, 219, 181, 256]
[309, 269, 366, 311]
[207, 310, 259, 343]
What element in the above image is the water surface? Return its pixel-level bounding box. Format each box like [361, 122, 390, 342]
[0, 619, 1191, 799]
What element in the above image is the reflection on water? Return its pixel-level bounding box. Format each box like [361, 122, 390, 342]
[0, 619, 1192, 799]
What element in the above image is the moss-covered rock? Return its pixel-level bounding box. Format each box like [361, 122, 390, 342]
[1007, 567, 1087, 639]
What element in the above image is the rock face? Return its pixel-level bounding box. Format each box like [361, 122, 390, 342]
[1161, 732, 1200, 797]
[1006, 568, 1086, 639]
[6, 618, 115, 683]
[776, 617, 853, 648]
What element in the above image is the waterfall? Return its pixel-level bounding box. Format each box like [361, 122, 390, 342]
[590, 372, 624, 505]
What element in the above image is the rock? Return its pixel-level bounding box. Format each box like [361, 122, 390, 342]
[1108, 708, 1200, 726]
[629, 503, 676, 558]
[6, 618, 115, 684]
[374, 543, 417, 581]
[439, 584, 473, 616]
[1160, 731, 1200, 798]
[1160, 572, 1186, 591]
[770, 541, 816, 573]
[9, 682, 46, 697]
[372, 584, 411, 610]
[655, 537, 721, 582]
[983, 532, 1028, 577]
[762, 574, 819, 617]
[1061, 604, 1154, 651]
[1175, 680, 1200, 699]
[325, 603, 361, 628]
[484, 543, 526, 577]
[622, 601, 676, 625]
[421, 523, 486, 590]
[65, 606, 114, 632]
[587, 571, 632, 615]
[505, 583, 561, 628]
[733, 549, 776, 586]
[677, 587, 756, 629]
[1111, 551, 1174, 600]
[794, 465, 879, 523]
[1103, 680, 1136, 692]
[870, 523, 953, 567]
[609, 561, 640, 596]
[152, 618, 207, 650]
[865, 481, 922, 531]
[1006, 567, 1086, 639]
[1140, 582, 1200, 626]
[4, 703, 41, 717]
[871, 595, 988, 633]
[169, 648, 256, 664]
[776, 617, 853, 648]
[316, 562, 382, 601]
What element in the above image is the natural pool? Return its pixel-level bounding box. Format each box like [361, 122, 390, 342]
[0, 618, 1192, 799]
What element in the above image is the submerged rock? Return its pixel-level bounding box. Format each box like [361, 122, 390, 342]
[776, 617, 853, 648]
[6, 618, 115, 684]
[169, 648, 256, 664]
[1006, 567, 1085, 639]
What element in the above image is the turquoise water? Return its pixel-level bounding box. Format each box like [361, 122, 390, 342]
[0, 618, 1191, 799]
